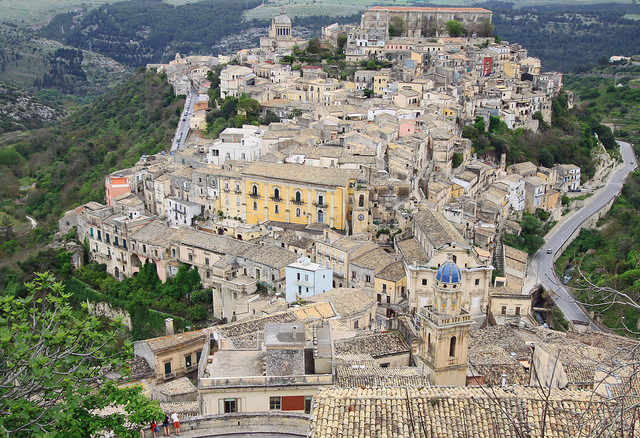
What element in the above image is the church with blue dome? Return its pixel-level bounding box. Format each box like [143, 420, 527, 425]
[436, 260, 461, 284]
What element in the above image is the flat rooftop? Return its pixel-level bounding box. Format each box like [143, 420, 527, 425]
[206, 350, 266, 378]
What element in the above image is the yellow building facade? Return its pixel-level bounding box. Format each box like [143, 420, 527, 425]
[241, 163, 360, 231]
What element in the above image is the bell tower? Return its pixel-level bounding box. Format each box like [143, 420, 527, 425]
[416, 257, 473, 386]
[351, 181, 370, 234]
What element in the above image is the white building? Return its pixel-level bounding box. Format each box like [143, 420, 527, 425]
[285, 257, 333, 303]
[166, 197, 202, 227]
[554, 164, 581, 192]
[494, 175, 525, 212]
[207, 126, 266, 166]
[220, 65, 254, 98]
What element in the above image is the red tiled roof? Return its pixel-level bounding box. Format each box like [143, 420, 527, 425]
[369, 6, 491, 12]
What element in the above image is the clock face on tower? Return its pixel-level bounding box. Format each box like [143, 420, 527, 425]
[357, 214, 365, 221]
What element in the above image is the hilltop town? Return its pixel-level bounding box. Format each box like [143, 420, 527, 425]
[56, 6, 638, 437]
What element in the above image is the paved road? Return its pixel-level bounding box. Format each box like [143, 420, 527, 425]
[171, 86, 197, 152]
[530, 140, 637, 327]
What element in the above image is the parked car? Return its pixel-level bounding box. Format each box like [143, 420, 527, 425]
[547, 248, 553, 254]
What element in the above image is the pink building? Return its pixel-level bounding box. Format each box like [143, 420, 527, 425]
[399, 119, 423, 137]
[105, 174, 132, 207]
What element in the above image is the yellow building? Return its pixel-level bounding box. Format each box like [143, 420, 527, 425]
[217, 173, 246, 219]
[241, 162, 360, 231]
[373, 70, 390, 96]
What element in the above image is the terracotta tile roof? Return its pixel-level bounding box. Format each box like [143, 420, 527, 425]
[413, 206, 467, 249]
[375, 261, 406, 282]
[369, 6, 491, 12]
[350, 247, 394, 272]
[217, 311, 298, 341]
[242, 162, 360, 187]
[469, 346, 528, 386]
[335, 332, 409, 359]
[144, 329, 207, 353]
[307, 288, 376, 318]
[310, 386, 612, 438]
[336, 365, 429, 388]
[129, 220, 177, 245]
[397, 237, 429, 265]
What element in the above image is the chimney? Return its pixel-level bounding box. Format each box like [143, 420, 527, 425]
[165, 318, 175, 336]
[501, 374, 507, 388]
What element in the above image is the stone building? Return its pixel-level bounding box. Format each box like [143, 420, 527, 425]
[360, 6, 493, 38]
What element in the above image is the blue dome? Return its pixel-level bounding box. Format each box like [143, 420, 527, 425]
[436, 260, 461, 284]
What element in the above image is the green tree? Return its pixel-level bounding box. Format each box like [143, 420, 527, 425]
[389, 16, 405, 37]
[306, 38, 321, 54]
[0, 273, 162, 436]
[445, 20, 463, 37]
[452, 152, 464, 168]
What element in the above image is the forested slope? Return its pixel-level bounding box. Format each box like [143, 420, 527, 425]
[1, 69, 182, 232]
[40, 0, 263, 67]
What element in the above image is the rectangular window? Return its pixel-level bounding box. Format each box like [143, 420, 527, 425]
[185, 354, 192, 369]
[114, 236, 119, 246]
[224, 399, 237, 413]
[297, 272, 300, 280]
[97, 230, 102, 241]
[501, 306, 507, 315]
[377, 294, 381, 302]
[515, 306, 521, 316]
[196, 351, 202, 363]
[365, 275, 371, 283]
[90, 227, 94, 237]
[422, 279, 427, 286]
[188, 254, 193, 261]
[164, 361, 172, 378]
[382, 284, 387, 293]
[475, 279, 480, 286]
[354, 320, 359, 329]
[270, 396, 281, 410]
[205, 257, 210, 266]
[123, 239, 127, 249]
[172, 248, 176, 257]
[143, 244, 147, 253]
[305, 396, 312, 414]
[386, 296, 391, 304]
[105, 233, 110, 244]
[352, 271, 356, 280]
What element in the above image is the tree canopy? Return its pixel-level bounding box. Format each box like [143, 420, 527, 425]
[0, 272, 162, 437]
[445, 20, 463, 37]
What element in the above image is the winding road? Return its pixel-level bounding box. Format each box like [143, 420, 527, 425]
[529, 140, 637, 328]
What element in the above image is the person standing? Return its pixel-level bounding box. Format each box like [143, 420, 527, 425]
[162, 413, 170, 436]
[171, 412, 181, 436]
[150, 420, 159, 438]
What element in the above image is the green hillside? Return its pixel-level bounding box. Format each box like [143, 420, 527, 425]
[0, 69, 183, 256]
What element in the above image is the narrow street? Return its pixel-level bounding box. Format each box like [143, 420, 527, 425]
[527, 140, 637, 328]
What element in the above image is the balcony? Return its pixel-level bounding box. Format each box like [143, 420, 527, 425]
[290, 198, 304, 205]
[419, 306, 472, 326]
[313, 201, 328, 208]
[249, 193, 260, 199]
[270, 196, 283, 202]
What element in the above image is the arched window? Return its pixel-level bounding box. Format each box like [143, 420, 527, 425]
[296, 208, 301, 217]
[449, 336, 457, 358]
[318, 210, 324, 223]
[359, 194, 365, 207]
[274, 187, 280, 200]
[252, 185, 258, 196]
[295, 191, 302, 203]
